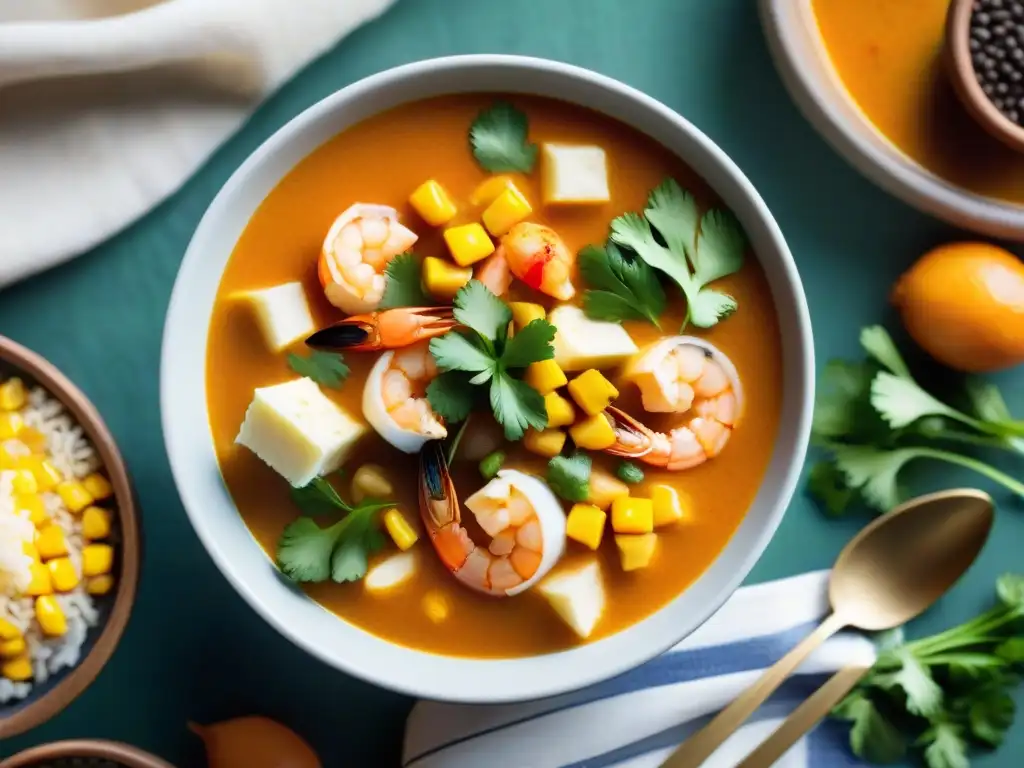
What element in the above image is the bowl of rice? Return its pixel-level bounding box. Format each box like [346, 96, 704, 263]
[0, 335, 140, 739]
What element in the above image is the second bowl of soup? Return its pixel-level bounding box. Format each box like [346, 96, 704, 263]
[162, 55, 813, 702]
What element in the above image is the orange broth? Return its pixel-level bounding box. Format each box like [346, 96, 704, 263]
[205, 95, 783, 657]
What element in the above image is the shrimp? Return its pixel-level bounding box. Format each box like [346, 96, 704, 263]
[363, 341, 446, 453]
[475, 246, 513, 297]
[501, 222, 575, 300]
[419, 443, 566, 597]
[605, 336, 744, 470]
[318, 203, 418, 314]
[306, 307, 456, 352]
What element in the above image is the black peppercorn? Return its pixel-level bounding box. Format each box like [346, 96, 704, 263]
[970, 0, 1024, 124]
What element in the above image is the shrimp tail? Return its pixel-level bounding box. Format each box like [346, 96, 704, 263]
[307, 307, 457, 352]
[604, 406, 655, 459]
[419, 442, 470, 572]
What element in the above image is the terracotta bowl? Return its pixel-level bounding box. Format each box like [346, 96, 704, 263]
[0, 336, 141, 739]
[945, 0, 1024, 153]
[0, 739, 174, 768]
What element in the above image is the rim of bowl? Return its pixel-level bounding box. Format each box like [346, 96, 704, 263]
[160, 54, 813, 703]
[759, 0, 1024, 240]
[0, 336, 141, 739]
[0, 739, 175, 768]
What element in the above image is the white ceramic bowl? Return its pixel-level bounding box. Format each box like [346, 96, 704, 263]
[161, 55, 813, 703]
[760, 0, 1024, 240]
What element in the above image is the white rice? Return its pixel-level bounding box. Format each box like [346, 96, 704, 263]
[0, 384, 106, 705]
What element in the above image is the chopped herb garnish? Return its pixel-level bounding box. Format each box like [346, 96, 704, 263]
[616, 461, 645, 484]
[610, 178, 746, 329]
[469, 101, 538, 173]
[579, 241, 666, 327]
[290, 475, 345, 515]
[287, 350, 349, 389]
[379, 252, 428, 309]
[547, 452, 592, 503]
[479, 450, 506, 480]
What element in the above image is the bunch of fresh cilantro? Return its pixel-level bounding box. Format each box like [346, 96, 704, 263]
[810, 326, 1024, 515]
[427, 280, 555, 440]
[468, 101, 537, 173]
[835, 573, 1024, 767]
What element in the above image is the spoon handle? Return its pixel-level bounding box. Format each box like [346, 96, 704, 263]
[734, 665, 871, 768]
[659, 611, 847, 768]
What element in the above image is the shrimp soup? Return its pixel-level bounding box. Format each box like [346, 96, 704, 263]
[206, 94, 783, 658]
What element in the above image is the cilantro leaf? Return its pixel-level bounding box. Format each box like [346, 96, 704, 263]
[812, 360, 879, 440]
[919, 723, 969, 768]
[644, 178, 699, 256]
[833, 689, 907, 763]
[489, 374, 547, 441]
[806, 461, 856, 515]
[469, 101, 537, 173]
[547, 453, 592, 503]
[501, 318, 556, 368]
[379, 252, 428, 309]
[430, 332, 495, 375]
[965, 377, 1014, 423]
[453, 280, 512, 343]
[875, 648, 944, 718]
[687, 288, 738, 327]
[968, 687, 1016, 746]
[860, 325, 912, 379]
[329, 503, 388, 583]
[693, 208, 747, 285]
[287, 350, 350, 389]
[426, 372, 476, 423]
[276, 518, 343, 582]
[578, 242, 666, 326]
[290, 476, 346, 516]
[996, 573, 1024, 609]
[871, 371, 967, 430]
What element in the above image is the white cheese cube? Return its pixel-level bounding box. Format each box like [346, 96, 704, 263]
[549, 305, 638, 371]
[235, 281, 315, 352]
[364, 551, 417, 593]
[541, 144, 610, 205]
[538, 561, 606, 639]
[235, 377, 367, 487]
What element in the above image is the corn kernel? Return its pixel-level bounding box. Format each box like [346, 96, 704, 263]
[422, 256, 473, 301]
[18, 456, 62, 491]
[443, 223, 495, 267]
[82, 544, 114, 577]
[1, 654, 33, 681]
[566, 503, 607, 550]
[383, 508, 419, 551]
[0, 378, 27, 411]
[651, 484, 687, 527]
[568, 369, 620, 416]
[409, 179, 458, 226]
[11, 469, 38, 495]
[0, 412, 23, 439]
[350, 464, 394, 504]
[611, 496, 654, 534]
[0, 618, 20, 640]
[47, 557, 80, 592]
[615, 533, 658, 571]
[0, 444, 17, 469]
[0, 636, 26, 659]
[482, 186, 533, 237]
[524, 359, 567, 395]
[57, 480, 94, 513]
[81, 506, 113, 540]
[523, 428, 567, 458]
[422, 590, 450, 623]
[24, 562, 53, 596]
[569, 413, 617, 450]
[36, 524, 68, 560]
[82, 472, 113, 501]
[509, 302, 546, 330]
[544, 392, 576, 428]
[87, 574, 116, 596]
[35, 595, 67, 636]
[470, 175, 517, 206]
[18, 426, 47, 454]
[23, 541, 39, 561]
[586, 470, 630, 510]
[15, 493, 48, 527]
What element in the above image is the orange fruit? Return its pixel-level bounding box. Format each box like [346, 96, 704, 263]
[891, 242, 1024, 372]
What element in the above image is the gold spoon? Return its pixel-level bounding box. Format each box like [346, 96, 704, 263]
[660, 488, 995, 768]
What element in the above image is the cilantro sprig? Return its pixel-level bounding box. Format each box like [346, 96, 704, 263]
[276, 475, 394, 583]
[834, 574, 1024, 767]
[427, 281, 554, 440]
[578, 241, 666, 327]
[469, 101, 537, 173]
[379, 252, 428, 309]
[610, 178, 746, 329]
[810, 326, 1024, 514]
[287, 350, 349, 388]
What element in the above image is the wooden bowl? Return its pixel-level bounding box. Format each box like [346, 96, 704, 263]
[0, 739, 174, 768]
[945, 0, 1024, 153]
[0, 336, 141, 739]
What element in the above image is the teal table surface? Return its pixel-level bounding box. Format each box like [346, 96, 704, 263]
[2, 0, 1022, 765]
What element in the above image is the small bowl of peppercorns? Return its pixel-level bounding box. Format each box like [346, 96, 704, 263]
[947, 0, 1024, 152]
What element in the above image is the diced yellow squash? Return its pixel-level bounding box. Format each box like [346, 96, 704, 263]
[409, 179, 458, 226]
[35, 595, 67, 636]
[56, 480, 94, 513]
[86, 575, 116, 596]
[569, 413, 617, 451]
[0, 378, 27, 411]
[11, 469, 37, 495]
[566, 503, 607, 550]
[0, 618, 20, 641]
[611, 496, 654, 534]
[509, 301, 546, 329]
[1, 654, 32, 681]
[0, 412, 23, 439]
[615, 533, 658, 571]
[422, 590, 450, 623]
[544, 392, 576, 428]
[482, 186, 533, 237]
[523, 428, 566, 458]
[586, 469, 630, 510]
[651, 484, 687, 527]
[443, 223, 495, 267]
[17, 426, 47, 454]
[82, 472, 113, 501]
[82, 506, 113, 540]
[0, 636, 26, 659]
[18, 456, 62, 492]
[24, 562, 53, 596]
[35, 524, 68, 560]
[470, 176, 517, 206]
[82, 544, 114, 577]
[23, 541, 39, 561]
[15, 493, 48, 527]
[0, 444, 17, 469]
[568, 369, 619, 416]
[524, 359, 567, 395]
[47, 557, 80, 592]
[383, 508, 419, 551]
[422, 256, 473, 301]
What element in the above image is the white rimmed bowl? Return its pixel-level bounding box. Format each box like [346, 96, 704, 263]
[160, 55, 813, 703]
[760, 0, 1024, 240]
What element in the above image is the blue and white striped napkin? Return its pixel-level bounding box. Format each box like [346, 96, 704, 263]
[403, 571, 876, 768]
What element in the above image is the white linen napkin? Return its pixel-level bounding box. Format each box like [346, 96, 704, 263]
[0, 0, 397, 288]
[403, 571, 876, 768]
